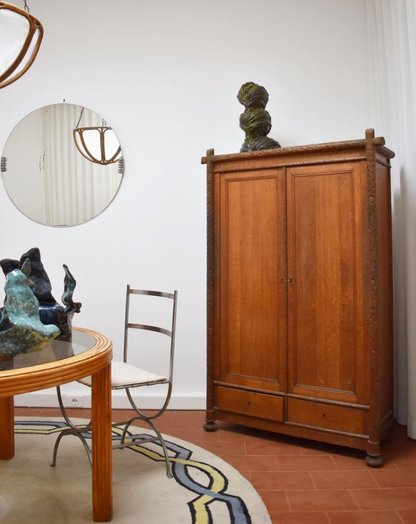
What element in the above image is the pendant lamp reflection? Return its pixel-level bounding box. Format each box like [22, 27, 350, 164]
[73, 108, 122, 166]
[0, 1, 44, 89]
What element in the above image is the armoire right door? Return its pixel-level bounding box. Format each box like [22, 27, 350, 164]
[286, 161, 369, 409]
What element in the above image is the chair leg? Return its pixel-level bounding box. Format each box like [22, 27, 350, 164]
[120, 417, 138, 445]
[145, 418, 173, 479]
[51, 386, 92, 467]
[116, 413, 173, 478]
[121, 388, 173, 478]
[50, 427, 92, 467]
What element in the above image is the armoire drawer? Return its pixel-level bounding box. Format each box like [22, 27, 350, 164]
[287, 398, 368, 435]
[215, 386, 284, 422]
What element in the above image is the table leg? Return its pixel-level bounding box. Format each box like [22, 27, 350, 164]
[0, 396, 14, 460]
[91, 363, 113, 522]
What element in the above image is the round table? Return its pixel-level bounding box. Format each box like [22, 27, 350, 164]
[0, 327, 113, 522]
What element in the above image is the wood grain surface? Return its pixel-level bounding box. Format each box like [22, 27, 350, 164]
[204, 131, 395, 465]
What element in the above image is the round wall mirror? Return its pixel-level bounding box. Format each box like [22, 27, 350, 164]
[1, 103, 124, 227]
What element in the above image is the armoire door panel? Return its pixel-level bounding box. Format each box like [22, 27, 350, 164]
[287, 162, 366, 403]
[218, 169, 286, 392]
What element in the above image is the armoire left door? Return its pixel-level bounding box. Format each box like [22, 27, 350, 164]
[214, 168, 287, 420]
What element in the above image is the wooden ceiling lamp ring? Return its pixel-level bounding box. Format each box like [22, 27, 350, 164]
[0, 2, 44, 89]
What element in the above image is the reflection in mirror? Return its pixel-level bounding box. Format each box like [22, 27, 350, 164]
[74, 107, 122, 165]
[1, 103, 124, 227]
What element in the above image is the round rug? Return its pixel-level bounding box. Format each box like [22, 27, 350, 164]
[0, 418, 271, 524]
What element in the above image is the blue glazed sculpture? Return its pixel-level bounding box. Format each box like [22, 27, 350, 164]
[0, 260, 61, 356]
[0, 248, 82, 344]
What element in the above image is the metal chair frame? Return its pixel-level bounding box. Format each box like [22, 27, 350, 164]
[51, 286, 178, 478]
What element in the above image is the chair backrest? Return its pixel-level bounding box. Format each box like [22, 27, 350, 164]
[123, 286, 178, 382]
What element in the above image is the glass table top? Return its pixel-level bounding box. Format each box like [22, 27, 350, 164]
[0, 329, 96, 372]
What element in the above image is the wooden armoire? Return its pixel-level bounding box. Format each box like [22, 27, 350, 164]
[202, 129, 394, 466]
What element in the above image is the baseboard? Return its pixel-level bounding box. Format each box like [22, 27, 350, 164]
[14, 390, 206, 410]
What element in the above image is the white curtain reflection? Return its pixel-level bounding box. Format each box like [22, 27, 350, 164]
[43, 104, 121, 227]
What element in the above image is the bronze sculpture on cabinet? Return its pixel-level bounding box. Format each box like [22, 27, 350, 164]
[237, 81, 281, 152]
[202, 129, 394, 467]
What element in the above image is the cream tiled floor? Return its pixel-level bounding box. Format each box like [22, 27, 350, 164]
[14, 407, 416, 524]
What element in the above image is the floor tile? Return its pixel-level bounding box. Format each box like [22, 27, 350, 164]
[216, 424, 268, 441]
[257, 490, 290, 512]
[139, 409, 176, 420]
[327, 511, 404, 524]
[311, 470, 379, 489]
[371, 470, 416, 488]
[392, 423, 410, 439]
[387, 453, 416, 470]
[111, 409, 134, 423]
[245, 438, 302, 456]
[391, 424, 416, 450]
[331, 452, 396, 470]
[398, 510, 416, 524]
[220, 455, 278, 472]
[330, 452, 368, 470]
[121, 414, 191, 432]
[38, 407, 89, 419]
[14, 407, 44, 416]
[171, 410, 206, 427]
[352, 488, 416, 510]
[192, 440, 246, 457]
[403, 440, 416, 453]
[299, 441, 347, 456]
[382, 435, 413, 455]
[162, 427, 220, 442]
[271, 511, 330, 524]
[122, 412, 202, 434]
[287, 490, 360, 512]
[250, 471, 315, 490]
[129, 418, 153, 428]
[276, 455, 337, 471]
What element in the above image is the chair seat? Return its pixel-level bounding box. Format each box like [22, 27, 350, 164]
[78, 361, 168, 388]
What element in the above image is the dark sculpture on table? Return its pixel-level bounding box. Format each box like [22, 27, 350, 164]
[0, 248, 82, 356]
[0, 260, 60, 356]
[238, 81, 281, 152]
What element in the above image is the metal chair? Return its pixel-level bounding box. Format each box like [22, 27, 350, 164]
[51, 286, 178, 478]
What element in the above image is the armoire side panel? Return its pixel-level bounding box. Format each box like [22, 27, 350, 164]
[218, 169, 286, 392]
[375, 162, 394, 424]
[287, 162, 367, 403]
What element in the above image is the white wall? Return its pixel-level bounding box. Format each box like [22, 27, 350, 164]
[0, 0, 370, 409]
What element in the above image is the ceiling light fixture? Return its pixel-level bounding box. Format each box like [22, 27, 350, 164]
[0, 1, 44, 89]
[73, 107, 122, 166]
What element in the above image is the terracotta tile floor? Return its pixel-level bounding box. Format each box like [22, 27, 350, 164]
[15, 408, 416, 524]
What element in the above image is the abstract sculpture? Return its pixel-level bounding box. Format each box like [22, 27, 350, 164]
[237, 81, 281, 152]
[0, 260, 60, 356]
[0, 248, 82, 357]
